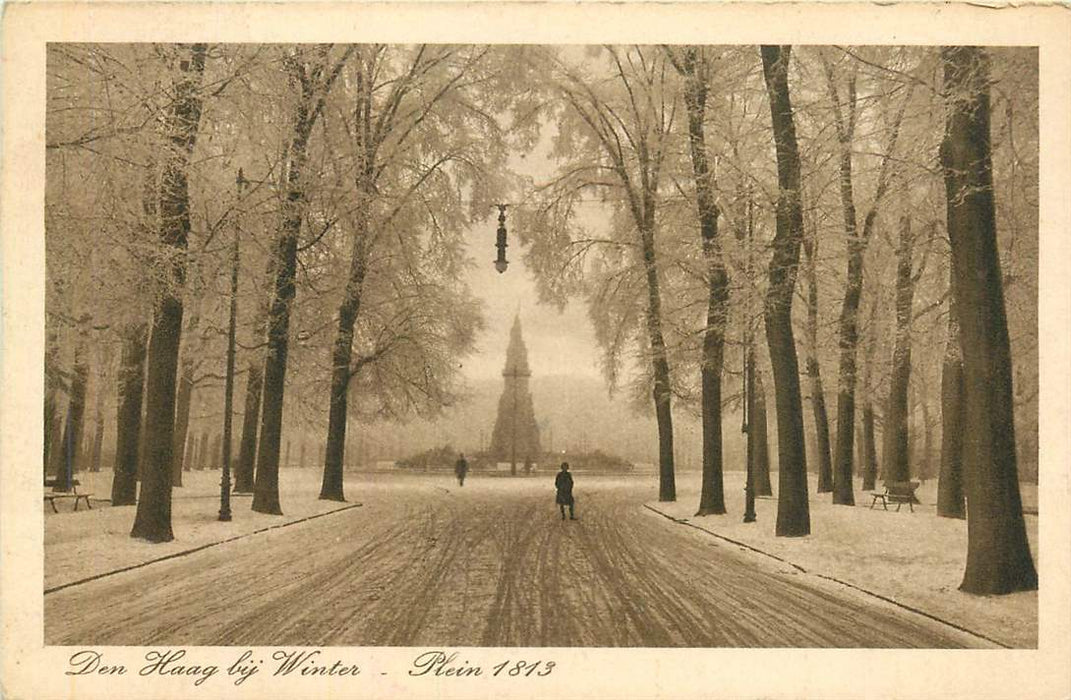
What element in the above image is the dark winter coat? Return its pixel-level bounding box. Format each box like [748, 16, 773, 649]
[455, 458, 468, 477]
[555, 471, 574, 505]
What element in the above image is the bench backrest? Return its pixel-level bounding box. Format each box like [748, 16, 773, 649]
[884, 481, 920, 500]
[44, 478, 81, 488]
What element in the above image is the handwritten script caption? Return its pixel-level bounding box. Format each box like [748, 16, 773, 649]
[66, 648, 557, 686]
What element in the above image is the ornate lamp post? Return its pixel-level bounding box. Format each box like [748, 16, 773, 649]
[494, 203, 509, 273]
[742, 190, 756, 524]
[219, 168, 249, 521]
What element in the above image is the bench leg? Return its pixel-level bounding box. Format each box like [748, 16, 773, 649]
[908, 501, 914, 513]
[48, 498, 58, 514]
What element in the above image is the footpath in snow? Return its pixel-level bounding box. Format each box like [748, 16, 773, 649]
[646, 470, 1038, 648]
[44, 468, 367, 592]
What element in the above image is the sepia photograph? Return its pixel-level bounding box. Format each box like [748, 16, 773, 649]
[40, 38, 1040, 646]
[3, 2, 1070, 699]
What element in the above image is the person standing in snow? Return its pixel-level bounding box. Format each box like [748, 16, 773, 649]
[555, 462, 576, 520]
[455, 453, 468, 487]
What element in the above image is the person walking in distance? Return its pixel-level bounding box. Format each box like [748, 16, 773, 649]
[555, 462, 576, 520]
[455, 453, 469, 487]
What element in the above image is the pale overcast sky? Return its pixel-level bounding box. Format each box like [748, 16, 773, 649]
[461, 236, 602, 382]
[460, 125, 607, 383]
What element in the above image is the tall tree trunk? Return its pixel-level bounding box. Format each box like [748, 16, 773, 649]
[922, 399, 936, 481]
[824, 56, 907, 506]
[855, 420, 865, 478]
[184, 433, 195, 471]
[752, 367, 773, 496]
[111, 324, 147, 505]
[860, 283, 881, 491]
[234, 283, 272, 492]
[253, 145, 305, 513]
[80, 435, 93, 475]
[254, 48, 351, 514]
[738, 187, 772, 500]
[45, 395, 63, 480]
[640, 215, 676, 503]
[678, 48, 728, 516]
[56, 343, 89, 492]
[760, 45, 809, 537]
[802, 230, 833, 494]
[254, 47, 353, 513]
[46, 346, 68, 482]
[131, 44, 208, 542]
[880, 216, 916, 484]
[941, 46, 1036, 594]
[938, 299, 966, 518]
[861, 402, 878, 490]
[171, 362, 192, 485]
[90, 416, 104, 473]
[135, 399, 148, 481]
[234, 362, 262, 491]
[211, 433, 222, 469]
[321, 215, 370, 502]
[44, 330, 61, 478]
[197, 430, 209, 469]
[89, 365, 105, 473]
[170, 312, 199, 487]
[254, 46, 352, 513]
[830, 127, 864, 505]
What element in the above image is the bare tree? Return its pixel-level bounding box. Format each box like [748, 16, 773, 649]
[321, 44, 503, 502]
[667, 46, 729, 515]
[937, 291, 966, 518]
[880, 216, 932, 482]
[523, 46, 681, 501]
[131, 44, 209, 542]
[760, 45, 809, 536]
[252, 44, 355, 515]
[820, 48, 914, 506]
[940, 46, 1036, 594]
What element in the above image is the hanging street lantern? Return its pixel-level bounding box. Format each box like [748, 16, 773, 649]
[494, 203, 509, 274]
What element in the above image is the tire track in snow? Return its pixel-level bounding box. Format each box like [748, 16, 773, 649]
[45, 478, 989, 648]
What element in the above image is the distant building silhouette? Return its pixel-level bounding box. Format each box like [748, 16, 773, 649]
[489, 315, 541, 474]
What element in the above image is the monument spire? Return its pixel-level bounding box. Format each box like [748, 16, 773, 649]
[489, 314, 541, 475]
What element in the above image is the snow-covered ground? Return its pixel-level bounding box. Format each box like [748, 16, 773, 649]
[44, 468, 369, 591]
[45, 468, 1037, 648]
[647, 470, 1038, 648]
[47, 471, 990, 648]
[45, 468, 561, 591]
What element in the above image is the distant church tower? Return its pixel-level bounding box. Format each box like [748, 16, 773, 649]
[489, 315, 541, 474]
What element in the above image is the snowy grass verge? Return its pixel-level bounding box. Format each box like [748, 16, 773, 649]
[44, 468, 362, 592]
[646, 470, 1038, 648]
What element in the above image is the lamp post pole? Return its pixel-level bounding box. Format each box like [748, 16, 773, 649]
[743, 342, 756, 523]
[743, 189, 756, 524]
[219, 168, 248, 522]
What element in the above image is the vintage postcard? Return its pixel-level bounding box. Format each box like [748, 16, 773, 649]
[2, 2, 1069, 698]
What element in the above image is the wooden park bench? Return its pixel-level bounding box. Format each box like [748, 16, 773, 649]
[44, 478, 93, 513]
[869, 481, 921, 512]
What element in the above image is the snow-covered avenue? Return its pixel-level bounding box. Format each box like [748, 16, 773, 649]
[45, 477, 988, 648]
